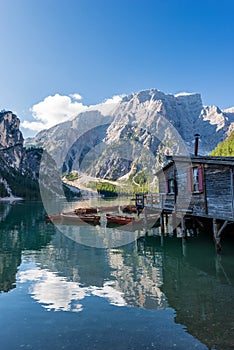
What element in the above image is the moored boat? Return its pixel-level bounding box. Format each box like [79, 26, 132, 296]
[74, 207, 98, 214]
[61, 212, 100, 224]
[106, 213, 135, 225]
[121, 205, 138, 214]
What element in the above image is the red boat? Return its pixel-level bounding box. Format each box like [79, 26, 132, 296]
[121, 205, 138, 214]
[74, 207, 98, 214]
[61, 212, 100, 224]
[106, 213, 135, 225]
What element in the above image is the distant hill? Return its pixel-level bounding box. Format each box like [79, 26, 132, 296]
[210, 130, 234, 156]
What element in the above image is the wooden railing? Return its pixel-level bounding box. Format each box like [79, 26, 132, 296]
[136, 193, 166, 209]
[136, 193, 175, 211]
[136, 193, 234, 220]
[144, 194, 161, 208]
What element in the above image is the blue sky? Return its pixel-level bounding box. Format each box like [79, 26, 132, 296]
[0, 0, 234, 136]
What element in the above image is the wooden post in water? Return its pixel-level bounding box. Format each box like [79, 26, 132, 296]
[213, 218, 221, 252]
[165, 213, 168, 226]
[163, 214, 168, 234]
[172, 213, 177, 235]
[160, 233, 164, 247]
[160, 212, 165, 234]
[213, 218, 228, 253]
[192, 217, 197, 236]
[181, 216, 187, 240]
[182, 235, 187, 257]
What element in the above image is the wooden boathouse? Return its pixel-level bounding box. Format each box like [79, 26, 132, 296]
[136, 155, 234, 251]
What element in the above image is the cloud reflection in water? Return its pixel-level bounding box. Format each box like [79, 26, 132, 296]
[17, 260, 127, 312]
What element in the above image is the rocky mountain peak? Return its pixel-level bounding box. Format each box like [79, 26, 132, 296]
[0, 110, 70, 200]
[219, 107, 234, 135]
[122, 89, 203, 107]
[199, 105, 227, 132]
[0, 110, 24, 150]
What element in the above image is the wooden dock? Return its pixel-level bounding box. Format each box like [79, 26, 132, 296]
[136, 155, 234, 252]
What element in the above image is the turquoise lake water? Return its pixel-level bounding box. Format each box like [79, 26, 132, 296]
[0, 200, 234, 350]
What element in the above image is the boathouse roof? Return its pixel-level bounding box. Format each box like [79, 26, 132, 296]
[156, 155, 234, 174]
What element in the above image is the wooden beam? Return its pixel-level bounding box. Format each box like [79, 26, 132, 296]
[181, 216, 187, 239]
[213, 219, 228, 252]
[213, 219, 221, 252]
[160, 213, 165, 234]
[217, 220, 228, 238]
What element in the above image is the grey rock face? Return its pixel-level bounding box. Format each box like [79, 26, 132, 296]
[0, 111, 23, 149]
[0, 111, 24, 169]
[0, 110, 60, 198]
[0, 110, 40, 173]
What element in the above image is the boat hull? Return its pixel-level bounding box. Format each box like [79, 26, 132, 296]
[106, 214, 135, 225]
[61, 213, 100, 224]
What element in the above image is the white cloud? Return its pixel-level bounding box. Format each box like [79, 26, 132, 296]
[87, 94, 125, 117]
[22, 93, 125, 134]
[21, 120, 47, 131]
[22, 93, 88, 132]
[103, 95, 124, 104]
[70, 93, 83, 100]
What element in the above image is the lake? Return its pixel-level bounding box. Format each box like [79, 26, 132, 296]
[0, 200, 234, 350]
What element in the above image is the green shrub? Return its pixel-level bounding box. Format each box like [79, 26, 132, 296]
[96, 182, 118, 198]
[65, 172, 79, 181]
[134, 170, 147, 185]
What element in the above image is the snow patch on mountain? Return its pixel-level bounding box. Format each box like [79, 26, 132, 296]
[174, 92, 198, 97]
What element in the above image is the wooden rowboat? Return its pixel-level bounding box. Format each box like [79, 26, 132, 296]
[121, 205, 138, 214]
[106, 213, 135, 225]
[74, 207, 98, 214]
[61, 212, 100, 224]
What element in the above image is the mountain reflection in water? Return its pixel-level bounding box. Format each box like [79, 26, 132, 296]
[0, 201, 234, 350]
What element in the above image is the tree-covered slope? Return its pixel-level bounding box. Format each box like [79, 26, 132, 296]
[210, 131, 234, 156]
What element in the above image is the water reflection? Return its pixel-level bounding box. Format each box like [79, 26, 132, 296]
[0, 202, 54, 293]
[57, 222, 139, 248]
[17, 232, 167, 312]
[18, 262, 126, 312]
[1, 201, 234, 349]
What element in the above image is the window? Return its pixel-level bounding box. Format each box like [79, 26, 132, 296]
[168, 179, 174, 194]
[187, 165, 203, 193]
[166, 178, 175, 194]
[193, 167, 199, 192]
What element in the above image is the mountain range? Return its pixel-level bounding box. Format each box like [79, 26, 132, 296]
[25, 89, 234, 184]
[1, 89, 233, 199]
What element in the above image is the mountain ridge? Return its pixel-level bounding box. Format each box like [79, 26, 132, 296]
[24, 89, 234, 184]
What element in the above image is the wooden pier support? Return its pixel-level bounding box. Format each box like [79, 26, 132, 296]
[160, 213, 165, 234]
[172, 213, 177, 234]
[213, 219, 228, 252]
[182, 236, 187, 257]
[181, 216, 187, 240]
[160, 233, 164, 247]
